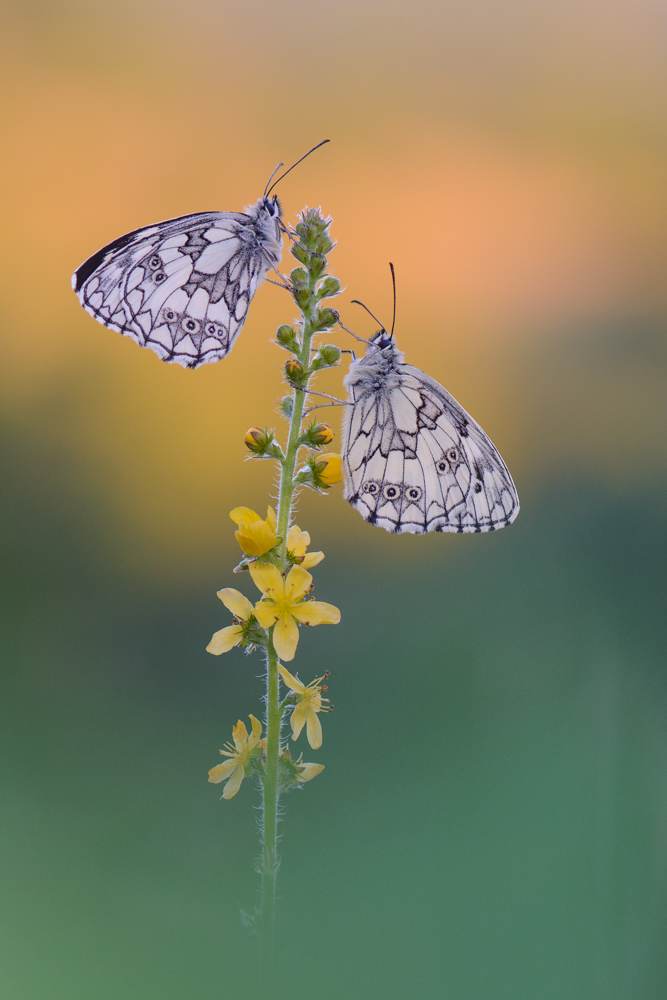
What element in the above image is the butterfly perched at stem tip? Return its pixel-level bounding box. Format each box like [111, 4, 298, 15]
[71, 141, 329, 369]
[341, 265, 520, 534]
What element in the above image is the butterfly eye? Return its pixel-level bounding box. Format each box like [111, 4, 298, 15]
[182, 317, 201, 334]
[436, 460, 449, 474]
[446, 448, 459, 463]
[206, 323, 217, 335]
[382, 484, 401, 501]
[153, 271, 166, 283]
[148, 256, 161, 269]
[362, 482, 379, 495]
[473, 481, 483, 493]
[405, 486, 423, 502]
[162, 308, 177, 323]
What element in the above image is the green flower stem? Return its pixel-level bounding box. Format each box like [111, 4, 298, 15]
[259, 211, 336, 946]
[260, 634, 281, 952]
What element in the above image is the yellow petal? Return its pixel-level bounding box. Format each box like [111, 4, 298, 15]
[284, 565, 313, 602]
[302, 551, 324, 568]
[253, 600, 280, 628]
[290, 600, 341, 626]
[234, 520, 276, 557]
[286, 525, 310, 557]
[216, 588, 254, 620]
[206, 625, 244, 655]
[231, 719, 248, 751]
[229, 507, 261, 525]
[222, 765, 245, 798]
[317, 453, 342, 485]
[296, 762, 325, 782]
[306, 708, 323, 749]
[208, 759, 237, 783]
[248, 714, 263, 745]
[249, 562, 285, 598]
[266, 507, 277, 532]
[273, 613, 299, 662]
[290, 700, 308, 740]
[277, 662, 305, 695]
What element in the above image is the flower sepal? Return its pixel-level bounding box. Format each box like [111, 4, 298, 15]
[294, 451, 343, 491]
[243, 427, 285, 461]
[276, 746, 325, 793]
[297, 421, 335, 449]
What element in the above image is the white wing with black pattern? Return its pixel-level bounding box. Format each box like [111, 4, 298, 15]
[72, 198, 282, 369]
[342, 338, 519, 533]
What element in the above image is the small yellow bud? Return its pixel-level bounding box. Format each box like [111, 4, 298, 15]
[311, 423, 334, 446]
[316, 453, 343, 485]
[244, 427, 266, 452]
[285, 359, 305, 383]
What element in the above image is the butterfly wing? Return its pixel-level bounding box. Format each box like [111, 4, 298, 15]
[343, 363, 519, 533]
[72, 209, 281, 368]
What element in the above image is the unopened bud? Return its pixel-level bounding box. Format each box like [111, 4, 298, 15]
[316, 344, 341, 366]
[280, 395, 294, 419]
[244, 427, 268, 452]
[316, 276, 341, 300]
[290, 267, 309, 290]
[311, 423, 334, 446]
[284, 359, 305, 384]
[276, 324, 299, 350]
[313, 307, 337, 331]
[315, 452, 343, 486]
[290, 243, 310, 265]
[243, 427, 284, 460]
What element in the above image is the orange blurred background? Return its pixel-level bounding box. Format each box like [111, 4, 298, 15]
[2, 0, 666, 580]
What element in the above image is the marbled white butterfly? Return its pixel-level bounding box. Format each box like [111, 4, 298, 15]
[72, 142, 329, 369]
[342, 267, 520, 533]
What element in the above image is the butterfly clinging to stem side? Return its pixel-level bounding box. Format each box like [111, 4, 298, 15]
[341, 265, 520, 534]
[72, 141, 329, 369]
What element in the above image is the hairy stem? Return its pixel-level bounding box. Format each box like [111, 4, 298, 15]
[259, 248, 321, 948]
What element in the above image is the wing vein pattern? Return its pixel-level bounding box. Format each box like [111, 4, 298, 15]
[72, 198, 283, 369]
[342, 340, 519, 534]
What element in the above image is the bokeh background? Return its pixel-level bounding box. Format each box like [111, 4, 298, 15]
[2, 1, 667, 997]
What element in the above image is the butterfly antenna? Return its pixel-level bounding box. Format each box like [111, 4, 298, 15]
[265, 139, 330, 197]
[350, 299, 387, 333]
[389, 262, 396, 338]
[263, 161, 285, 198]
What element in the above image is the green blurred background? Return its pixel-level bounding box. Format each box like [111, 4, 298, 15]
[2, 1, 667, 996]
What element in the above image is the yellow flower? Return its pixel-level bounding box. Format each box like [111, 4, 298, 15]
[316, 452, 342, 485]
[208, 715, 263, 799]
[230, 506, 277, 557]
[294, 758, 325, 783]
[286, 524, 324, 569]
[250, 563, 340, 662]
[277, 663, 330, 749]
[206, 588, 255, 655]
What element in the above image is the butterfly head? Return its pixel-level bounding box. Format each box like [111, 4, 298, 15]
[261, 194, 282, 219]
[370, 328, 394, 351]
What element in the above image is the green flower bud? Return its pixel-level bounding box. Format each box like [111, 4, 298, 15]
[310, 344, 341, 371]
[312, 307, 338, 331]
[290, 243, 310, 265]
[316, 276, 341, 300]
[290, 267, 309, 289]
[280, 395, 294, 419]
[308, 255, 326, 280]
[276, 324, 297, 345]
[315, 235, 333, 255]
